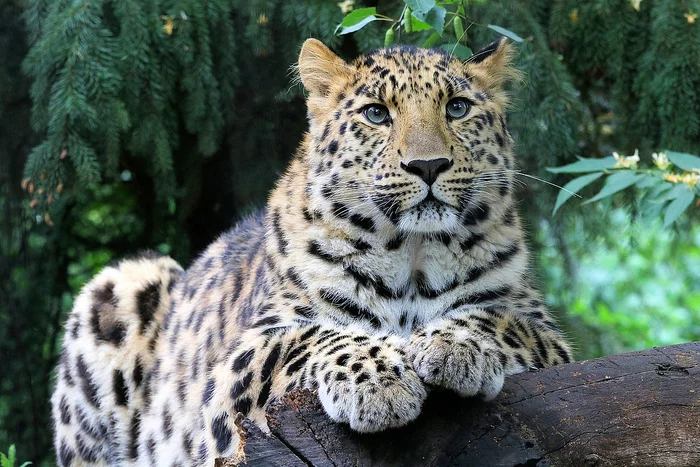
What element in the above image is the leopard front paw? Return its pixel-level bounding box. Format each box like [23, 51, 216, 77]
[407, 329, 505, 399]
[317, 344, 427, 433]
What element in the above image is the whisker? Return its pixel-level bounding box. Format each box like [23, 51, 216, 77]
[508, 170, 582, 199]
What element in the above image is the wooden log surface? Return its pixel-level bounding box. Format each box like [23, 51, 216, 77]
[217, 342, 700, 467]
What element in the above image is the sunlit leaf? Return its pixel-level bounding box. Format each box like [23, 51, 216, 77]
[664, 187, 695, 226]
[665, 150, 700, 172]
[409, 14, 432, 32]
[552, 172, 603, 214]
[583, 171, 644, 204]
[335, 8, 379, 35]
[547, 156, 616, 173]
[487, 24, 524, 42]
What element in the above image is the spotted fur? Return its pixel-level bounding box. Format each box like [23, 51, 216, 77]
[51, 38, 571, 466]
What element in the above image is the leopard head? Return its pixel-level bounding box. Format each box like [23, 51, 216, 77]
[298, 38, 519, 235]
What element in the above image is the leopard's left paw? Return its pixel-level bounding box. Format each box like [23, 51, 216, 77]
[406, 329, 506, 399]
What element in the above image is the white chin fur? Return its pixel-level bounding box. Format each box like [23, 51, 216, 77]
[397, 206, 459, 234]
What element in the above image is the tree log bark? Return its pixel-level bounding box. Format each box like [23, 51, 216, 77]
[217, 342, 700, 467]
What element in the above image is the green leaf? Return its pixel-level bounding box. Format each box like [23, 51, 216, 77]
[647, 181, 675, 202]
[666, 150, 700, 172]
[552, 172, 603, 214]
[404, 0, 436, 15]
[423, 32, 441, 47]
[656, 184, 688, 204]
[335, 8, 379, 35]
[425, 7, 446, 34]
[547, 156, 616, 173]
[664, 187, 695, 226]
[409, 14, 432, 32]
[487, 24, 524, 42]
[1, 453, 9, 467]
[583, 171, 645, 204]
[440, 43, 472, 60]
[410, 6, 446, 34]
[635, 174, 661, 189]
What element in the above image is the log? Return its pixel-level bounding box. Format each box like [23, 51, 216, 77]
[217, 342, 700, 467]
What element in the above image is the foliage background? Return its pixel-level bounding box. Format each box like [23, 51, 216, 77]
[1, 0, 699, 463]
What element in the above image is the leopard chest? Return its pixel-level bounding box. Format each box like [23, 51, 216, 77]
[296, 234, 480, 335]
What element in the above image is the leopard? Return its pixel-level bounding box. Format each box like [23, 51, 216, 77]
[51, 37, 572, 466]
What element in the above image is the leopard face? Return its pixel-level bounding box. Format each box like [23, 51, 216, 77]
[300, 39, 518, 235]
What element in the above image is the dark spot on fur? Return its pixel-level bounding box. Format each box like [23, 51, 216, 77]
[129, 413, 140, 459]
[136, 282, 161, 333]
[59, 396, 71, 424]
[203, 378, 215, 405]
[58, 442, 75, 466]
[336, 354, 351, 366]
[257, 379, 273, 407]
[76, 434, 97, 462]
[234, 396, 252, 415]
[230, 372, 253, 400]
[133, 358, 144, 388]
[232, 349, 255, 372]
[113, 370, 128, 406]
[162, 405, 173, 439]
[261, 343, 282, 382]
[328, 140, 339, 154]
[349, 214, 375, 232]
[76, 355, 100, 407]
[211, 413, 233, 453]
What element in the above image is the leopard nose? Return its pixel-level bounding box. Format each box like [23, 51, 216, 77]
[400, 158, 453, 186]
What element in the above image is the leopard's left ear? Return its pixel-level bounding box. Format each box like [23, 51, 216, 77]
[464, 37, 521, 90]
[298, 39, 352, 98]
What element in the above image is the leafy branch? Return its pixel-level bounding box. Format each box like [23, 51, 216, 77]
[549, 150, 700, 226]
[335, 0, 522, 60]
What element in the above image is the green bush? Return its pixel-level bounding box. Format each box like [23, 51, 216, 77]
[0, 445, 31, 467]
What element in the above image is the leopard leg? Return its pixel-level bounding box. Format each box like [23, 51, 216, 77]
[192, 323, 427, 464]
[307, 327, 427, 433]
[407, 305, 572, 399]
[51, 253, 183, 466]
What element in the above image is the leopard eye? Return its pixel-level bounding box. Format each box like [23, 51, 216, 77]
[446, 97, 470, 119]
[363, 104, 391, 125]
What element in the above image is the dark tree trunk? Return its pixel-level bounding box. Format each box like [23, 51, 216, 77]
[217, 342, 700, 467]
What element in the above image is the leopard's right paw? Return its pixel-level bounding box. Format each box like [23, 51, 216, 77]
[317, 343, 427, 433]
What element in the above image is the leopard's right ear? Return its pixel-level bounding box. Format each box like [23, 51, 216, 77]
[298, 39, 352, 97]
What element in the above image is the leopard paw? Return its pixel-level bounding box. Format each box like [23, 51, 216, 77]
[316, 343, 427, 432]
[407, 329, 505, 399]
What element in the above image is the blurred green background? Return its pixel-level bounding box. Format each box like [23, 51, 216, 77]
[1, 0, 699, 464]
